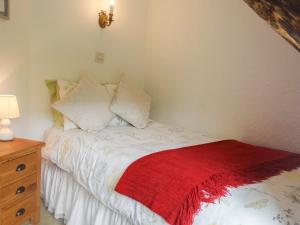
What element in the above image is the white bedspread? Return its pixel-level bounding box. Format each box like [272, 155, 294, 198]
[42, 122, 300, 225]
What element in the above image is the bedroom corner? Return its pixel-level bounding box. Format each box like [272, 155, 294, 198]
[0, 0, 299, 225]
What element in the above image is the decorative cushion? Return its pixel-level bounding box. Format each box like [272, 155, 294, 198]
[110, 76, 151, 129]
[57, 80, 77, 98]
[109, 116, 130, 127]
[52, 78, 114, 131]
[57, 80, 78, 130]
[45, 80, 78, 130]
[45, 80, 64, 128]
[46, 79, 131, 129]
[105, 84, 130, 127]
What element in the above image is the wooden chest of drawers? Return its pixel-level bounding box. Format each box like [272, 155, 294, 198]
[0, 139, 44, 225]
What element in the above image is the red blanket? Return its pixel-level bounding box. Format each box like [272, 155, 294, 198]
[115, 140, 300, 225]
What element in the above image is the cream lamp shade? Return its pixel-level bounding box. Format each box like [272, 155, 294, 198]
[0, 95, 20, 119]
[0, 95, 20, 141]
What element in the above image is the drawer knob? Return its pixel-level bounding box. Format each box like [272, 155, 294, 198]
[16, 164, 26, 172]
[16, 186, 26, 194]
[16, 208, 26, 217]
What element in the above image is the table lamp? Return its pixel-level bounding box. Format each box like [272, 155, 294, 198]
[0, 95, 20, 141]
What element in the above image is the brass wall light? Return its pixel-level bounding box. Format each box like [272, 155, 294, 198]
[99, 0, 115, 29]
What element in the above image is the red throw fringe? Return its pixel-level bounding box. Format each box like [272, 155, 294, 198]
[175, 155, 300, 225]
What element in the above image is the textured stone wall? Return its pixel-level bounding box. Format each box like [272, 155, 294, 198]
[243, 0, 300, 51]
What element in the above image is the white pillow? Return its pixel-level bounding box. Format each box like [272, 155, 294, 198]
[55, 80, 129, 129]
[109, 116, 130, 127]
[104, 83, 130, 127]
[53, 78, 114, 131]
[110, 76, 151, 128]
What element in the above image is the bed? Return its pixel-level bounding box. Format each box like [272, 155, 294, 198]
[41, 121, 300, 225]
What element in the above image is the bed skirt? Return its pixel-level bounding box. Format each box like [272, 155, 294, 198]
[41, 159, 133, 225]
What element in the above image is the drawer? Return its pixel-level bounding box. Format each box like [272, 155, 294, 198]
[0, 153, 38, 186]
[0, 174, 37, 205]
[1, 195, 36, 225]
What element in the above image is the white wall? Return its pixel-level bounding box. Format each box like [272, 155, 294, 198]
[145, 0, 300, 152]
[1, 0, 300, 152]
[0, 0, 31, 136]
[0, 0, 149, 139]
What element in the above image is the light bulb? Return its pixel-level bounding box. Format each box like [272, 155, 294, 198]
[109, 0, 115, 14]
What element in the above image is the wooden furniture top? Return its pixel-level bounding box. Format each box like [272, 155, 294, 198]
[0, 138, 44, 162]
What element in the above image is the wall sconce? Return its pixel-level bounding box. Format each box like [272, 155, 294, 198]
[99, 0, 115, 29]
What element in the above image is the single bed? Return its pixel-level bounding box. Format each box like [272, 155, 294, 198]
[41, 122, 300, 225]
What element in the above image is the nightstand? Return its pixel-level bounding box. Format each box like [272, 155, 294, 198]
[0, 138, 44, 225]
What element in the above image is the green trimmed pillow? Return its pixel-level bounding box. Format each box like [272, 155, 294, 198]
[46, 80, 78, 129]
[45, 80, 64, 128]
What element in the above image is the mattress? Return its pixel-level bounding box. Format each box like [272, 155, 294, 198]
[42, 122, 300, 225]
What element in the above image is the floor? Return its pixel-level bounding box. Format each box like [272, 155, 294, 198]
[23, 203, 64, 225]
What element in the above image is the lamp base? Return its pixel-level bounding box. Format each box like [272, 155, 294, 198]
[0, 119, 14, 141]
